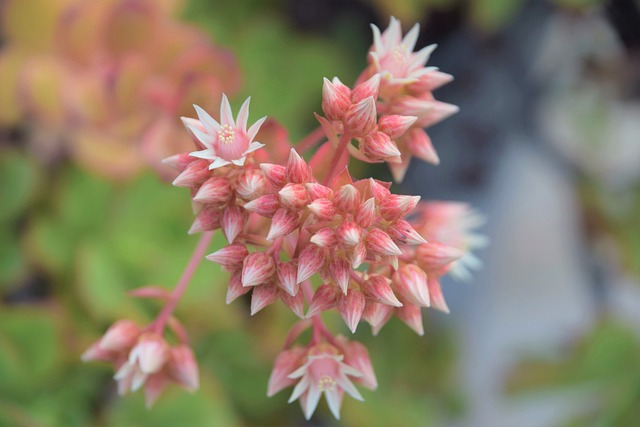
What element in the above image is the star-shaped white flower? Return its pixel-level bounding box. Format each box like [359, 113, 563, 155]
[183, 94, 266, 169]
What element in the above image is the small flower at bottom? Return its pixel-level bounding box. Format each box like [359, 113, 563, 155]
[286, 344, 365, 420]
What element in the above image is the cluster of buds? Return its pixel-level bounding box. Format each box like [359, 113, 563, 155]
[82, 320, 198, 407]
[84, 17, 485, 420]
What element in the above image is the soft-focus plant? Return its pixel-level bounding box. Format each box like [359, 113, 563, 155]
[82, 16, 485, 420]
[0, 0, 240, 180]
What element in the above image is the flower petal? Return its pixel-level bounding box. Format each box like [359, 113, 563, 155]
[288, 375, 310, 402]
[209, 157, 232, 170]
[247, 116, 267, 142]
[304, 386, 322, 420]
[236, 96, 251, 132]
[186, 124, 215, 148]
[402, 23, 420, 51]
[193, 104, 221, 135]
[220, 94, 235, 127]
[245, 141, 265, 154]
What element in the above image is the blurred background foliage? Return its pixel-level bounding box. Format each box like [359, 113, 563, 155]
[1, 0, 640, 426]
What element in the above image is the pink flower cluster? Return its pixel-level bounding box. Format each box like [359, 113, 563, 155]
[84, 17, 485, 420]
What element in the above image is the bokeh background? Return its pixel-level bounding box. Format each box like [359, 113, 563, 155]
[1, 0, 640, 426]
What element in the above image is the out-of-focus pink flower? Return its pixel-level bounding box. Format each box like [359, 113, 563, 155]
[186, 95, 266, 169]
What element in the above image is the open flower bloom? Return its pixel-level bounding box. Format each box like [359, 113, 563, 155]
[185, 94, 267, 169]
[369, 17, 437, 91]
[288, 344, 364, 420]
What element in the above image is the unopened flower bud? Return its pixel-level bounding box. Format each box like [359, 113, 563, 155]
[276, 261, 298, 296]
[188, 206, 221, 234]
[169, 345, 199, 391]
[369, 178, 391, 202]
[221, 206, 246, 243]
[363, 131, 402, 160]
[307, 198, 335, 220]
[267, 347, 306, 397]
[250, 283, 279, 315]
[260, 163, 287, 187]
[244, 194, 280, 217]
[267, 208, 299, 240]
[310, 228, 338, 248]
[328, 257, 351, 294]
[338, 288, 366, 333]
[322, 77, 351, 120]
[378, 114, 417, 140]
[350, 241, 367, 269]
[387, 219, 427, 245]
[392, 264, 430, 307]
[236, 170, 267, 200]
[285, 149, 311, 184]
[296, 244, 326, 284]
[351, 73, 380, 103]
[242, 252, 276, 287]
[334, 184, 360, 213]
[279, 183, 309, 210]
[305, 182, 333, 200]
[379, 194, 420, 221]
[362, 275, 402, 307]
[362, 301, 393, 335]
[172, 159, 210, 188]
[193, 177, 232, 204]
[99, 320, 142, 353]
[306, 284, 338, 317]
[337, 221, 362, 247]
[416, 242, 464, 272]
[345, 97, 377, 137]
[131, 333, 170, 374]
[427, 277, 450, 313]
[281, 290, 305, 318]
[206, 243, 248, 270]
[365, 229, 402, 256]
[341, 339, 377, 390]
[226, 270, 250, 304]
[404, 128, 439, 165]
[355, 198, 376, 228]
[396, 304, 424, 335]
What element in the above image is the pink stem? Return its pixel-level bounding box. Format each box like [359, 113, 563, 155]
[295, 126, 325, 154]
[152, 231, 214, 334]
[322, 133, 351, 186]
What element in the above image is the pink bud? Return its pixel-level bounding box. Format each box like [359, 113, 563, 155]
[334, 184, 360, 213]
[244, 194, 280, 218]
[427, 277, 450, 313]
[296, 244, 326, 284]
[405, 128, 439, 165]
[279, 183, 309, 210]
[307, 198, 335, 220]
[188, 206, 221, 234]
[350, 241, 367, 268]
[344, 97, 377, 137]
[355, 197, 376, 228]
[221, 206, 246, 243]
[276, 261, 298, 296]
[378, 115, 417, 140]
[132, 333, 170, 374]
[365, 229, 402, 256]
[328, 257, 351, 294]
[172, 159, 210, 187]
[362, 301, 393, 335]
[342, 341, 377, 390]
[162, 152, 194, 172]
[235, 169, 267, 200]
[305, 183, 333, 200]
[206, 243, 248, 270]
[242, 252, 276, 287]
[251, 283, 279, 315]
[142, 373, 169, 408]
[336, 221, 362, 247]
[351, 73, 380, 103]
[363, 131, 402, 160]
[379, 194, 420, 221]
[369, 178, 391, 202]
[362, 275, 402, 307]
[260, 163, 287, 187]
[193, 177, 232, 204]
[392, 264, 430, 307]
[285, 148, 311, 184]
[99, 320, 141, 353]
[387, 219, 427, 245]
[169, 345, 199, 391]
[267, 346, 306, 397]
[310, 228, 338, 248]
[322, 77, 351, 120]
[396, 304, 424, 336]
[267, 208, 299, 240]
[416, 242, 464, 272]
[306, 284, 338, 317]
[226, 270, 250, 304]
[281, 289, 305, 318]
[338, 288, 366, 333]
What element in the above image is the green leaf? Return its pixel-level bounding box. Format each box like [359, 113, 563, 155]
[0, 149, 40, 223]
[469, 0, 525, 31]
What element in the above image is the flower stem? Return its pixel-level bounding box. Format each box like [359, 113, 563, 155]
[295, 126, 325, 154]
[152, 231, 214, 334]
[322, 133, 351, 186]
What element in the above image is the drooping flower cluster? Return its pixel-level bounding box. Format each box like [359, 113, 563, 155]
[84, 16, 485, 420]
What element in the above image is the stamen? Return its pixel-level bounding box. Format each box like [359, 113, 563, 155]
[218, 124, 235, 145]
[318, 375, 336, 391]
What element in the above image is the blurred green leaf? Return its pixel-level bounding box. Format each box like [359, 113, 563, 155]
[0, 149, 40, 223]
[469, 0, 525, 32]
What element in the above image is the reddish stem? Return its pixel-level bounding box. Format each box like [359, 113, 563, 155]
[295, 126, 325, 154]
[322, 133, 352, 186]
[152, 231, 214, 334]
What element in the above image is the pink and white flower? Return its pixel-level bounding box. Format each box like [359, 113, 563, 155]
[287, 344, 364, 420]
[184, 94, 267, 169]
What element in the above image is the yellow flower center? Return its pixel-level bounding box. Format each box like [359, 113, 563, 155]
[392, 44, 410, 64]
[218, 124, 235, 144]
[318, 375, 336, 391]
